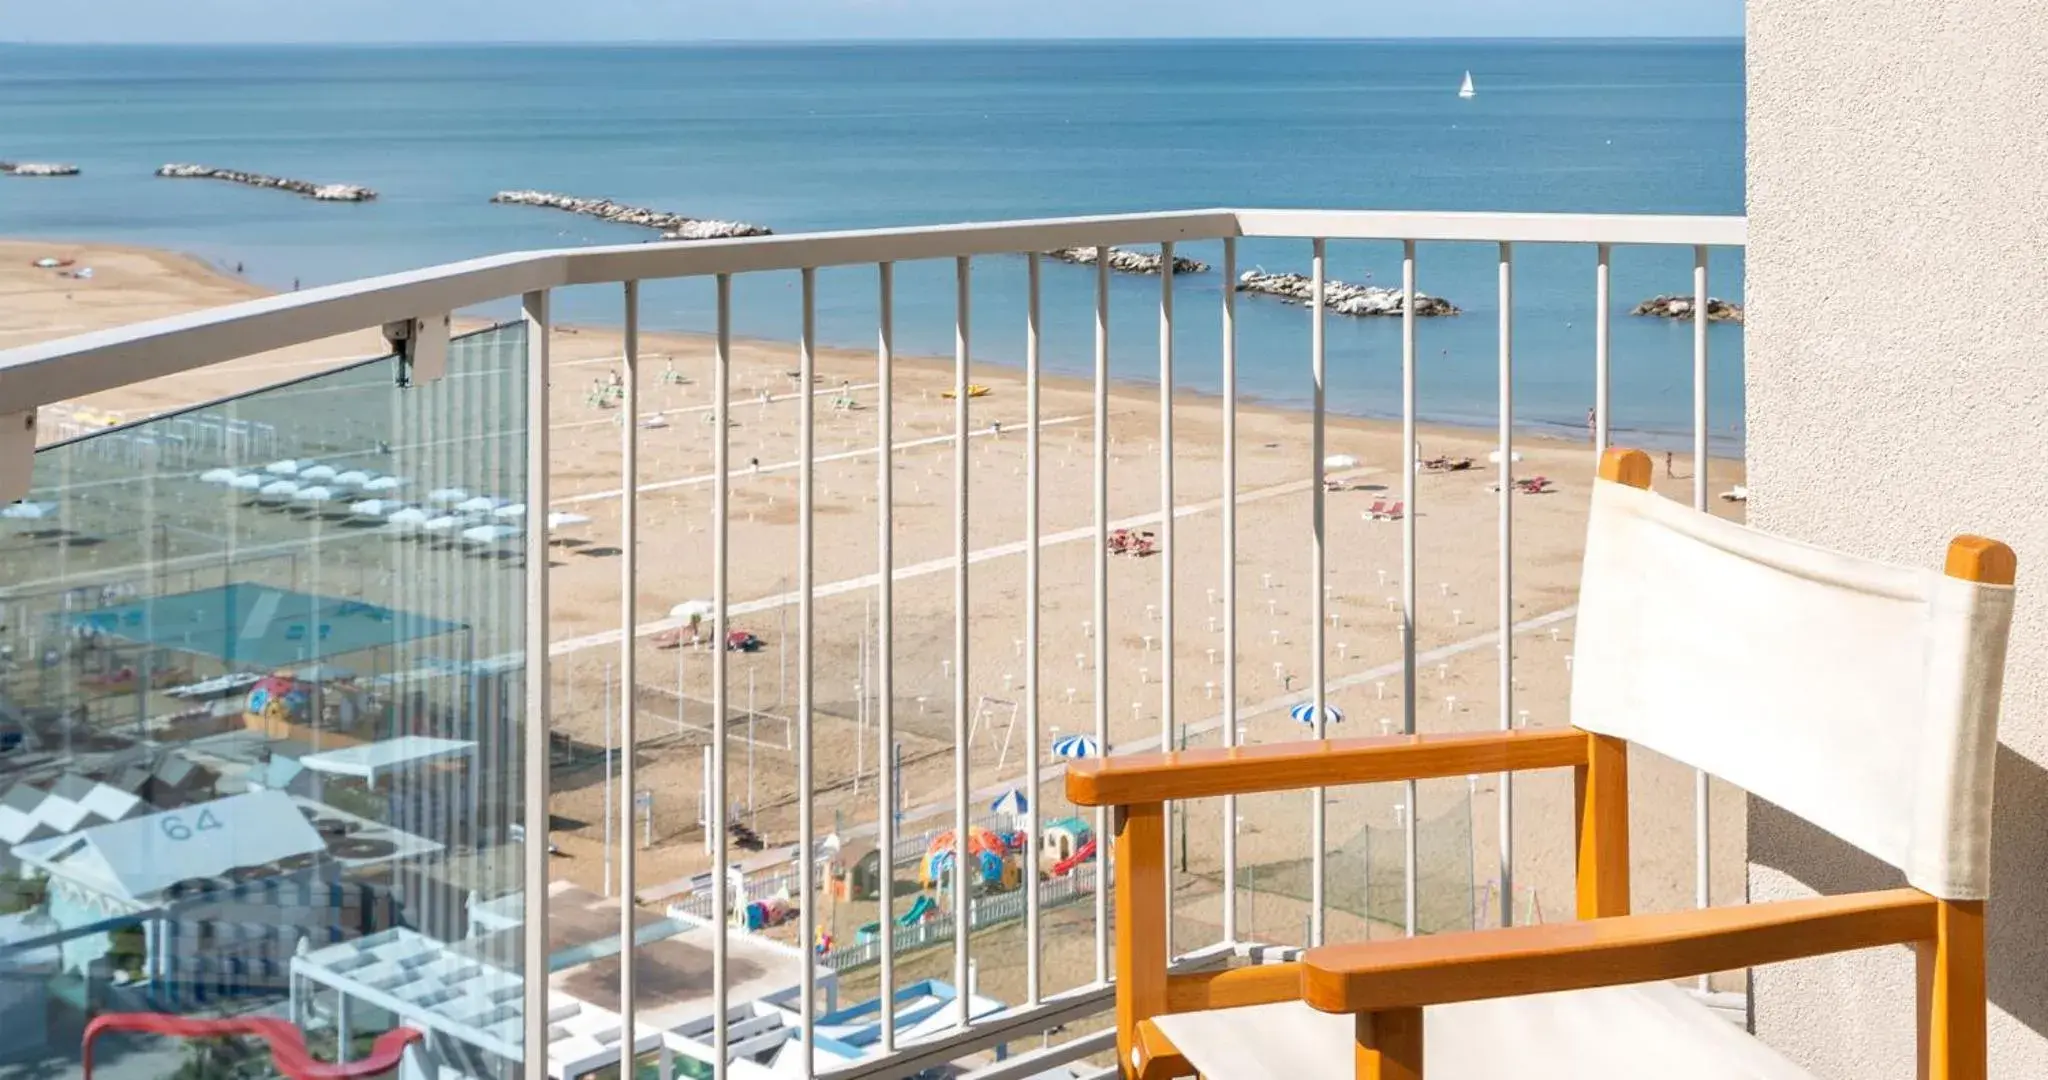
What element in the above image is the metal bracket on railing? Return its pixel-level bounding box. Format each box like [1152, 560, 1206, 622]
[0, 411, 34, 504]
[386, 314, 450, 387]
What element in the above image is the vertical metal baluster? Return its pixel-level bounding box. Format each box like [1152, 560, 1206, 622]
[712, 274, 733, 1078]
[1595, 244, 1612, 457]
[521, 288, 551, 1080]
[619, 280, 640, 1076]
[1220, 236, 1239, 945]
[1025, 253, 1044, 1004]
[1400, 241, 1419, 938]
[798, 267, 818, 1076]
[1496, 242, 1515, 929]
[876, 262, 898, 1049]
[1310, 239, 1328, 947]
[952, 255, 973, 1026]
[1158, 240, 1177, 957]
[1092, 249, 1111, 983]
[1692, 245, 1711, 989]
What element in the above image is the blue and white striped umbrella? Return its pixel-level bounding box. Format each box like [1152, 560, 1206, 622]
[1051, 734, 1101, 759]
[1290, 702, 1346, 727]
[991, 789, 1029, 816]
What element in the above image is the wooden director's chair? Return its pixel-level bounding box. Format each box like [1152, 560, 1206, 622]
[1069, 448, 2017, 1080]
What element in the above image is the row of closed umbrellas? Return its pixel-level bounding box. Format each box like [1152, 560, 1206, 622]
[190, 465, 590, 542]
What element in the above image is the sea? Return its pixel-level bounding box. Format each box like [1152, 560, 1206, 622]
[0, 39, 1745, 451]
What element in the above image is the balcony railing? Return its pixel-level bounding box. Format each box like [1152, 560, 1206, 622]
[0, 208, 1744, 1080]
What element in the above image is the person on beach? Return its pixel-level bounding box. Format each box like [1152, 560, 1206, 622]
[1586, 406, 1596, 443]
[1666, 451, 1675, 477]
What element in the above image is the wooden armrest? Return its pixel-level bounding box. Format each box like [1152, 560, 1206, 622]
[1301, 888, 1936, 1014]
[1066, 728, 1587, 806]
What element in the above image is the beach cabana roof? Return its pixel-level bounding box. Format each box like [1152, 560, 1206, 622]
[300, 736, 476, 783]
[12, 789, 322, 903]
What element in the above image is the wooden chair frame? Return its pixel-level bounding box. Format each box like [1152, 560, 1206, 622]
[1067, 448, 2010, 1080]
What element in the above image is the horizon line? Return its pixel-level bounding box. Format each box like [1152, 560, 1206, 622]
[0, 33, 1745, 47]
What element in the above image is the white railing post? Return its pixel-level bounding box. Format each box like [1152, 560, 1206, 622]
[798, 266, 818, 1076]
[712, 273, 733, 1078]
[1092, 249, 1111, 984]
[1594, 243, 1612, 457]
[521, 287, 551, 1080]
[1220, 236, 1239, 945]
[876, 261, 898, 1049]
[619, 279, 640, 1077]
[1158, 241, 1177, 956]
[1310, 238, 1328, 947]
[952, 255, 973, 1026]
[1400, 240, 1419, 937]
[1692, 244, 1712, 990]
[1496, 242, 1515, 929]
[1025, 252, 1044, 1004]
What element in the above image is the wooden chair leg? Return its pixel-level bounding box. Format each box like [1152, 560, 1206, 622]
[1116, 803, 1168, 1079]
[1917, 899, 1987, 1080]
[1354, 1007, 1424, 1080]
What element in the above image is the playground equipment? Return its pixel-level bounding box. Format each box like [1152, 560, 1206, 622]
[84, 1014, 422, 1080]
[898, 894, 939, 928]
[920, 826, 1018, 892]
[826, 840, 883, 902]
[1048, 836, 1097, 878]
[1039, 817, 1092, 867]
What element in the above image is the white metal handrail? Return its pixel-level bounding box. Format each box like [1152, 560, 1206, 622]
[2, 207, 1746, 1080]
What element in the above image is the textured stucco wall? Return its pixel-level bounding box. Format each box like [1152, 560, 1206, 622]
[1745, 2, 2048, 1075]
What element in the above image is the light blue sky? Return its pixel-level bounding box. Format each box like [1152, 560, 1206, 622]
[6, 0, 1742, 44]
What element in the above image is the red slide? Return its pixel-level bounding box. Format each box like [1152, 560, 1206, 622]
[1051, 836, 1097, 877]
[84, 1014, 423, 1080]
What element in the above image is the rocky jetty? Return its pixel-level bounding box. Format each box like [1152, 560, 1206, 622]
[1632, 295, 1745, 323]
[156, 164, 375, 201]
[489, 190, 772, 240]
[1236, 270, 1460, 317]
[1047, 246, 1208, 275]
[1, 162, 80, 177]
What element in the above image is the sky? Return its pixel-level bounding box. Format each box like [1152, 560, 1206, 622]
[2, 0, 1743, 44]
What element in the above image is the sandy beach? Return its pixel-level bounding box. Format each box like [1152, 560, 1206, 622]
[2, 239, 1750, 1011]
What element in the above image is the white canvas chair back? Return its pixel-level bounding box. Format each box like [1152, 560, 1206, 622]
[1571, 473, 2015, 899]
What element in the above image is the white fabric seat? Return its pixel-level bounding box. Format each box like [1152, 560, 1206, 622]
[1150, 981, 1816, 1080]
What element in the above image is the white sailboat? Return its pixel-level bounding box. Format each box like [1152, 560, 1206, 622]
[1459, 70, 1476, 98]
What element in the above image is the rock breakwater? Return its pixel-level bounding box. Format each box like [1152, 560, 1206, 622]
[1, 162, 80, 177]
[1632, 295, 1744, 323]
[156, 164, 375, 201]
[1236, 270, 1459, 317]
[1046, 246, 1208, 275]
[489, 190, 772, 240]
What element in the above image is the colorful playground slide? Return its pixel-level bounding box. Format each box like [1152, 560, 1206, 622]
[897, 894, 938, 927]
[1050, 837, 1096, 877]
[84, 1014, 423, 1080]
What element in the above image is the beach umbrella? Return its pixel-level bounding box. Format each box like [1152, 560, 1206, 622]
[361, 476, 405, 493]
[422, 515, 463, 534]
[1324, 453, 1360, 470]
[334, 470, 376, 488]
[298, 464, 338, 482]
[349, 499, 405, 520]
[386, 507, 431, 533]
[460, 523, 521, 545]
[1052, 733, 1100, 759]
[990, 789, 1029, 816]
[492, 502, 528, 520]
[259, 479, 301, 500]
[265, 459, 302, 476]
[546, 511, 591, 532]
[1486, 450, 1523, 465]
[293, 485, 337, 505]
[455, 495, 507, 514]
[228, 473, 265, 492]
[2, 502, 56, 521]
[426, 487, 470, 505]
[199, 467, 242, 485]
[1290, 702, 1346, 728]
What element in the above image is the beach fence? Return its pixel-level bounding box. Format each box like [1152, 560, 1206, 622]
[1224, 787, 1477, 935]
